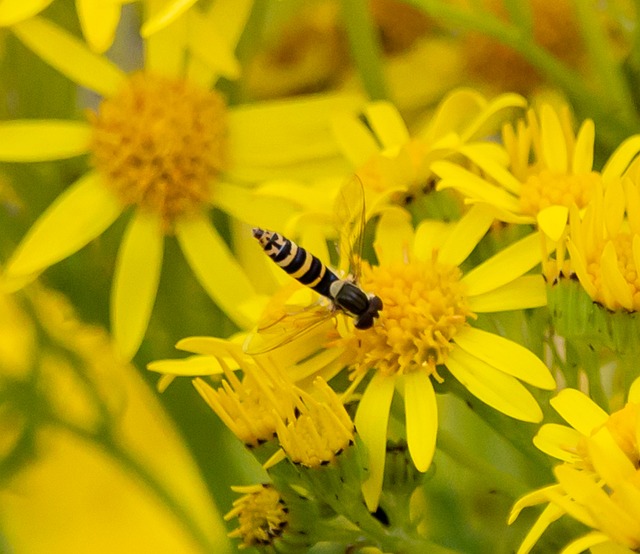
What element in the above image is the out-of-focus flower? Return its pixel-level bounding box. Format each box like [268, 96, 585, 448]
[462, 0, 584, 95]
[1, 13, 362, 359]
[510, 382, 640, 554]
[0, 286, 231, 553]
[433, 103, 640, 242]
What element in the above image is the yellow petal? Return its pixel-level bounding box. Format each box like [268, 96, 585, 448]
[602, 135, 640, 182]
[437, 204, 494, 267]
[331, 111, 380, 168]
[572, 119, 595, 173]
[0, 120, 91, 161]
[175, 335, 244, 358]
[355, 371, 395, 512]
[601, 241, 634, 310]
[147, 355, 227, 376]
[603, 178, 625, 238]
[420, 88, 485, 143]
[76, 0, 121, 53]
[512, 503, 564, 554]
[454, 326, 555, 389]
[144, 8, 187, 77]
[550, 388, 608, 435]
[458, 144, 522, 195]
[446, 347, 543, 422]
[111, 211, 164, 361]
[469, 275, 547, 312]
[175, 214, 266, 329]
[404, 371, 437, 472]
[186, 9, 240, 82]
[509, 485, 563, 524]
[3, 172, 122, 281]
[462, 232, 542, 297]
[537, 205, 568, 242]
[459, 92, 526, 142]
[533, 423, 582, 462]
[432, 160, 522, 213]
[374, 208, 413, 265]
[561, 533, 615, 554]
[566, 238, 598, 297]
[142, 0, 197, 36]
[588, 428, 635, 488]
[540, 105, 567, 173]
[629, 375, 640, 403]
[413, 219, 451, 261]
[11, 16, 125, 97]
[363, 101, 410, 149]
[229, 94, 362, 172]
[0, 0, 52, 26]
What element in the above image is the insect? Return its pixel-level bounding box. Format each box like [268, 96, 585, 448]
[245, 179, 383, 354]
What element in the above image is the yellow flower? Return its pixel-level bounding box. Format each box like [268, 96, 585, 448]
[510, 382, 640, 554]
[225, 484, 289, 550]
[1, 14, 362, 359]
[0, 286, 230, 553]
[433, 103, 640, 242]
[256, 206, 555, 511]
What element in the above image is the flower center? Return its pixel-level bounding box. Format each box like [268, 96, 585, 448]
[349, 258, 473, 379]
[588, 233, 640, 311]
[89, 73, 227, 229]
[519, 169, 600, 216]
[227, 484, 288, 548]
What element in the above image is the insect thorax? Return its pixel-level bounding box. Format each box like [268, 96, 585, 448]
[330, 280, 370, 315]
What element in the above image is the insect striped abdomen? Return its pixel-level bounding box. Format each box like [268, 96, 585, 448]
[253, 228, 338, 298]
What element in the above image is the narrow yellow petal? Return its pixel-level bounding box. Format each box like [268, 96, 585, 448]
[629, 375, 640, 403]
[76, 0, 120, 53]
[186, 9, 240, 82]
[462, 232, 542, 296]
[12, 16, 125, 97]
[458, 144, 522, 195]
[204, 0, 252, 53]
[142, 0, 197, 36]
[509, 485, 563, 524]
[374, 208, 413, 265]
[513, 503, 564, 554]
[460, 92, 527, 142]
[432, 161, 522, 213]
[446, 347, 543, 422]
[175, 214, 266, 329]
[175, 335, 243, 358]
[413, 220, 451, 261]
[111, 211, 164, 361]
[437, 204, 494, 267]
[533, 423, 582, 462]
[331, 112, 380, 169]
[404, 371, 437, 472]
[601, 241, 634, 310]
[0, 0, 52, 26]
[571, 119, 595, 173]
[566, 238, 598, 297]
[603, 178, 625, 238]
[355, 372, 395, 512]
[454, 326, 555, 389]
[602, 135, 640, 182]
[3, 172, 122, 280]
[537, 205, 568, 242]
[540, 105, 567, 173]
[147, 355, 226, 376]
[144, 10, 187, 77]
[550, 388, 608, 435]
[363, 102, 410, 149]
[588, 428, 636, 488]
[420, 88, 485, 143]
[469, 275, 547, 312]
[561, 533, 613, 554]
[0, 120, 91, 161]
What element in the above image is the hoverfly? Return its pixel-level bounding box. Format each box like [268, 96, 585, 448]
[243, 178, 383, 354]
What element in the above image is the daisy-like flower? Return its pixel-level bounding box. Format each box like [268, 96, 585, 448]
[257, 205, 555, 511]
[2, 13, 362, 359]
[432, 103, 640, 242]
[255, 88, 525, 237]
[544, 166, 640, 356]
[510, 381, 640, 554]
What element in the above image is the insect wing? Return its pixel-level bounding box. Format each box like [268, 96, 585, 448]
[334, 176, 366, 282]
[243, 302, 335, 355]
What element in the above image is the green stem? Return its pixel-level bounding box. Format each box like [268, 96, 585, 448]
[341, 0, 389, 101]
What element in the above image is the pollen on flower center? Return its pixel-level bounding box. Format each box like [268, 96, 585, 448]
[519, 169, 600, 216]
[350, 258, 473, 379]
[89, 73, 227, 228]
